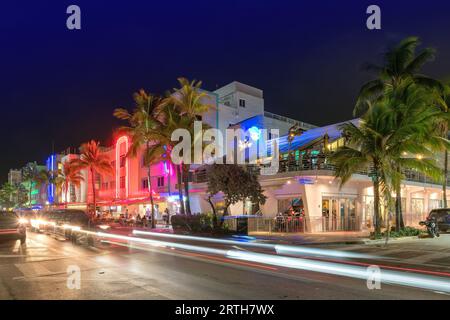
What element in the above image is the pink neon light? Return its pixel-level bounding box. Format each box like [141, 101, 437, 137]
[115, 136, 129, 199]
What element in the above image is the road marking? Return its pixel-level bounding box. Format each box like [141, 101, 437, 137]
[15, 262, 51, 278]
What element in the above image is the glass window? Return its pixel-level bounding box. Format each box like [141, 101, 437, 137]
[239, 99, 246, 107]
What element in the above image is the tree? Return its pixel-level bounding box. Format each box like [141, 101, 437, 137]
[114, 90, 167, 228]
[22, 162, 49, 206]
[331, 92, 444, 235]
[355, 36, 443, 115]
[72, 141, 113, 216]
[354, 36, 447, 229]
[0, 183, 16, 209]
[165, 78, 213, 215]
[0, 183, 28, 209]
[57, 160, 84, 205]
[205, 164, 267, 228]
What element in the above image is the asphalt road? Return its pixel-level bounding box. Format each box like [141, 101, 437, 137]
[0, 230, 449, 300]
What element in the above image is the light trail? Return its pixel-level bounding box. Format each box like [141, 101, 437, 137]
[97, 231, 450, 293]
[28, 224, 450, 293]
[226, 250, 450, 293]
[132, 229, 375, 259]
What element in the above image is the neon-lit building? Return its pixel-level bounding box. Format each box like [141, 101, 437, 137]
[38, 80, 450, 232]
[54, 81, 316, 218]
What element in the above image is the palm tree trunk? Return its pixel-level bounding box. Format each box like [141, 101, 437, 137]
[183, 163, 191, 216]
[394, 167, 404, 231]
[207, 195, 217, 228]
[29, 183, 32, 207]
[373, 176, 381, 236]
[167, 161, 171, 196]
[147, 164, 156, 228]
[90, 168, 97, 218]
[444, 150, 448, 208]
[176, 164, 185, 215]
[65, 181, 69, 208]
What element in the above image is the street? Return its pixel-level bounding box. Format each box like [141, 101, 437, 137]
[0, 230, 449, 300]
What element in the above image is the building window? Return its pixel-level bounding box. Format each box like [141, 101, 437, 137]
[120, 156, 126, 168]
[157, 176, 165, 187]
[142, 179, 149, 190]
[239, 99, 246, 107]
[95, 174, 101, 190]
[120, 176, 126, 189]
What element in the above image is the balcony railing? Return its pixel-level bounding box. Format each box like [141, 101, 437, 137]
[194, 154, 450, 186]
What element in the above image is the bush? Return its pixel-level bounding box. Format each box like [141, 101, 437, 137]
[371, 226, 424, 239]
[171, 214, 214, 233]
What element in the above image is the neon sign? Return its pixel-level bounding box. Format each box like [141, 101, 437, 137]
[115, 136, 129, 199]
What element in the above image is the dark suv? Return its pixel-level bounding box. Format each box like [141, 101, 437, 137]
[0, 211, 26, 244]
[427, 209, 450, 233]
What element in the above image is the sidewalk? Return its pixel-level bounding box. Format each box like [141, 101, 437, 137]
[251, 231, 371, 245]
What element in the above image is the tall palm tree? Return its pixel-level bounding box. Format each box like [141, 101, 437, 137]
[114, 89, 167, 228]
[355, 36, 443, 115]
[165, 78, 213, 215]
[72, 141, 113, 216]
[354, 36, 447, 229]
[58, 160, 84, 205]
[22, 162, 48, 206]
[331, 93, 444, 235]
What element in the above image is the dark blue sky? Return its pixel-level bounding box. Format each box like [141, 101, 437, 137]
[1, 0, 450, 180]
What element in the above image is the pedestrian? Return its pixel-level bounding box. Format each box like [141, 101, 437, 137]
[164, 208, 170, 226]
[136, 213, 142, 226]
[142, 215, 147, 228]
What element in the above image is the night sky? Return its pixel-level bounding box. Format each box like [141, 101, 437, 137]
[1, 0, 450, 182]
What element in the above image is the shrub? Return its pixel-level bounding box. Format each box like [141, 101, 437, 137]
[371, 226, 424, 239]
[171, 214, 214, 233]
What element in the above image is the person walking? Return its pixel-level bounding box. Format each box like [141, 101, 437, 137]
[164, 208, 170, 226]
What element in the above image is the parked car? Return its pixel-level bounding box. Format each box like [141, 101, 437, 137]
[0, 211, 26, 244]
[427, 209, 450, 232]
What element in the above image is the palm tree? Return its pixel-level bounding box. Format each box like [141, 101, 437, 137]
[22, 162, 49, 206]
[165, 78, 213, 215]
[72, 141, 113, 216]
[354, 36, 447, 229]
[331, 91, 444, 235]
[355, 36, 443, 115]
[58, 160, 84, 205]
[114, 90, 167, 228]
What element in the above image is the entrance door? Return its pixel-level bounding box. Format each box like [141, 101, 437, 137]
[322, 196, 359, 231]
[322, 199, 330, 231]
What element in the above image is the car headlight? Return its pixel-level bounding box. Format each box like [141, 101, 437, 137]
[18, 218, 28, 225]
